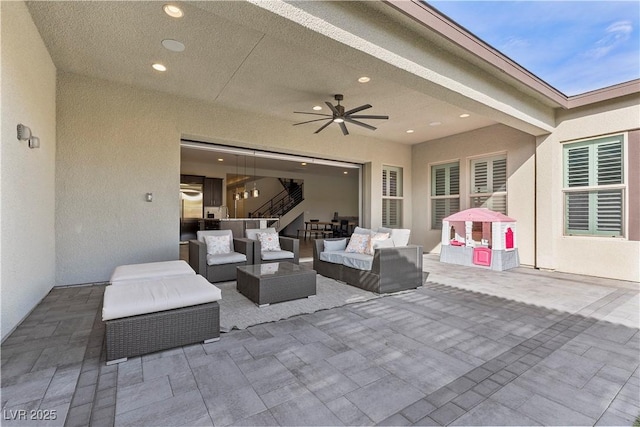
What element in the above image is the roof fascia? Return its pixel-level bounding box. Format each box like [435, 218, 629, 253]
[383, 0, 640, 111]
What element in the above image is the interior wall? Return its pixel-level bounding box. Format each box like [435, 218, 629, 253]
[1, 1, 57, 340]
[537, 94, 640, 282]
[56, 72, 412, 285]
[411, 124, 536, 266]
[181, 159, 360, 223]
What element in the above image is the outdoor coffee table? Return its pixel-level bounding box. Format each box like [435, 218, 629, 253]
[236, 262, 317, 307]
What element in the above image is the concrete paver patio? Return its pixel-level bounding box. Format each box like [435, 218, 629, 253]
[1, 254, 638, 426]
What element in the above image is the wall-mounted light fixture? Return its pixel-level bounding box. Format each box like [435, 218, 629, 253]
[17, 124, 40, 149]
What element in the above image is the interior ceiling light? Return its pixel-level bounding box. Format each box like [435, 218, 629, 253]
[152, 63, 167, 72]
[312, 106, 322, 111]
[217, 158, 224, 162]
[162, 39, 185, 52]
[358, 76, 371, 83]
[301, 162, 307, 166]
[429, 121, 442, 126]
[459, 113, 470, 118]
[343, 171, 348, 174]
[163, 4, 184, 18]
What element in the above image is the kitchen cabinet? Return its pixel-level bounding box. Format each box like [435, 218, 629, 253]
[203, 178, 223, 207]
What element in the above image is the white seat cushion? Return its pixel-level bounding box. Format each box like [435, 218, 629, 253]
[206, 251, 247, 266]
[261, 250, 294, 261]
[320, 250, 347, 265]
[102, 274, 221, 321]
[341, 253, 374, 271]
[110, 260, 195, 285]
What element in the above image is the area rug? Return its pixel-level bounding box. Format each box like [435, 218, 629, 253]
[216, 275, 382, 332]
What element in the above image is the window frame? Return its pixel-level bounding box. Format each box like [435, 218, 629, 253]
[469, 154, 508, 214]
[382, 165, 403, 228]
[430, 161, 460, 229]
[562, 134, 627, 238]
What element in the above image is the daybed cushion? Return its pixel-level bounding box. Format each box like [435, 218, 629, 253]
[261, 250, 294, 261]
[102, 274, 221, 321]
[110, 260, 195, 285]
[207, 252, 247, 266]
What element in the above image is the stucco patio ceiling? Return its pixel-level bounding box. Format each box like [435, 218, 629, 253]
[26, 0, 556, 144]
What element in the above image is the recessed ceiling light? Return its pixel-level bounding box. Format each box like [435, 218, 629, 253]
[312, 106, 322, 111]
[343, 171, 348, 174]
[152, 63, 167, 72]
[358, 76, 371, 83]
[163, 4, 184, 18]
[301, 162, 307, 166]
[162, 39, 185, 52]
[406, 129, 414, 134]
[429, 121, 441, 126]
[459, 113, 470, 118]
[217, 158, 224, 162]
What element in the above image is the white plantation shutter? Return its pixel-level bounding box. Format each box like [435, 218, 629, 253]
[563, 136, 624, 237]
[382, 166, 403, 227]
[470, 156, 507, 214]
[431, 162, 460, 228]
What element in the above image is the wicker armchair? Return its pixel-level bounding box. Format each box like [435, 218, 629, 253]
[245, 228, 300, 265]
[189, 230, 253, 283]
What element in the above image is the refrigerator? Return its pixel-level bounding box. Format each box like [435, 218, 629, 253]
[180, 183, 203, 242]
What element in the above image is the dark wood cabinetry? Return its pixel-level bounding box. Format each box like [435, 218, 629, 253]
[203, 178, 223, 207]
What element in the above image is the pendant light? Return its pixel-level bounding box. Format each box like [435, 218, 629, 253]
[251, 154, 260, 198]
[233, 155, 240, 200]
[242, 156, 250, 199]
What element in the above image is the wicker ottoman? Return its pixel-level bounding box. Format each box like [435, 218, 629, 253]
[103, 274, 221, 364]
[236, 262, 316, 307]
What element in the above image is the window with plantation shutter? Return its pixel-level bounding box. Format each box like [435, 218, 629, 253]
[431, 162, 460, 228]
[382, 166, 403, 227]
[470, 156, 507, 214]
[563, 135, 625, 237]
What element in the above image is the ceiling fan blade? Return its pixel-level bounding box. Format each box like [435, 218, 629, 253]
[293, 112, 332, 117]
[348, 114, 389, 120]
[339, 122, 349, 135]
[325, 101, 340, 116]
[314, 120, 333, 134]
[344, 104, 372, 115]
[294, 118, 332, 126]
[344, 117, 377, 131]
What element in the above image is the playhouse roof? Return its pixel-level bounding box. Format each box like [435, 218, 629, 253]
[443, 208, 516, 222]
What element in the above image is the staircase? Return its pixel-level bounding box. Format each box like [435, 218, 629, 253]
[251, 181, 304, 219]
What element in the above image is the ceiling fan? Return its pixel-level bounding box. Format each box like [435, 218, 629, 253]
[293, 94, 389, 135]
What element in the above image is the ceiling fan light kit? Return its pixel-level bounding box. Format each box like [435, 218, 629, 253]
[294, 94, 388, 135]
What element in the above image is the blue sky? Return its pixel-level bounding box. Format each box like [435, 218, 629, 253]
[427, 1, 640, 96]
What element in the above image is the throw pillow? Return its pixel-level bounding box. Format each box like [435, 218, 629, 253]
[257, 232, 281, 251]
[345, 233, 370, 254]
[324, 238, 347, 252]
[366, 232, 390, 255]
[204, 235, 231, 255]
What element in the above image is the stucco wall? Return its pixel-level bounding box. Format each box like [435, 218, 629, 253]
[56, 72, 412, 285]
[411, 124, 536, 267]
[537, 94, 640, 282]
[1, 2, 57, 340]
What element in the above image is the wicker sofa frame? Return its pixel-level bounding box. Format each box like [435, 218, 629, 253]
[105, 302, 219, 364]
[313, 238, 425, 294]
[189, 238, 253, 283]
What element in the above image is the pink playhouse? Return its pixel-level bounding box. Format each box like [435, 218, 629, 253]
[439, 208, 519, 271]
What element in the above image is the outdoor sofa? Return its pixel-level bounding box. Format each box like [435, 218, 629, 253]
[313, 227, 425, 294]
